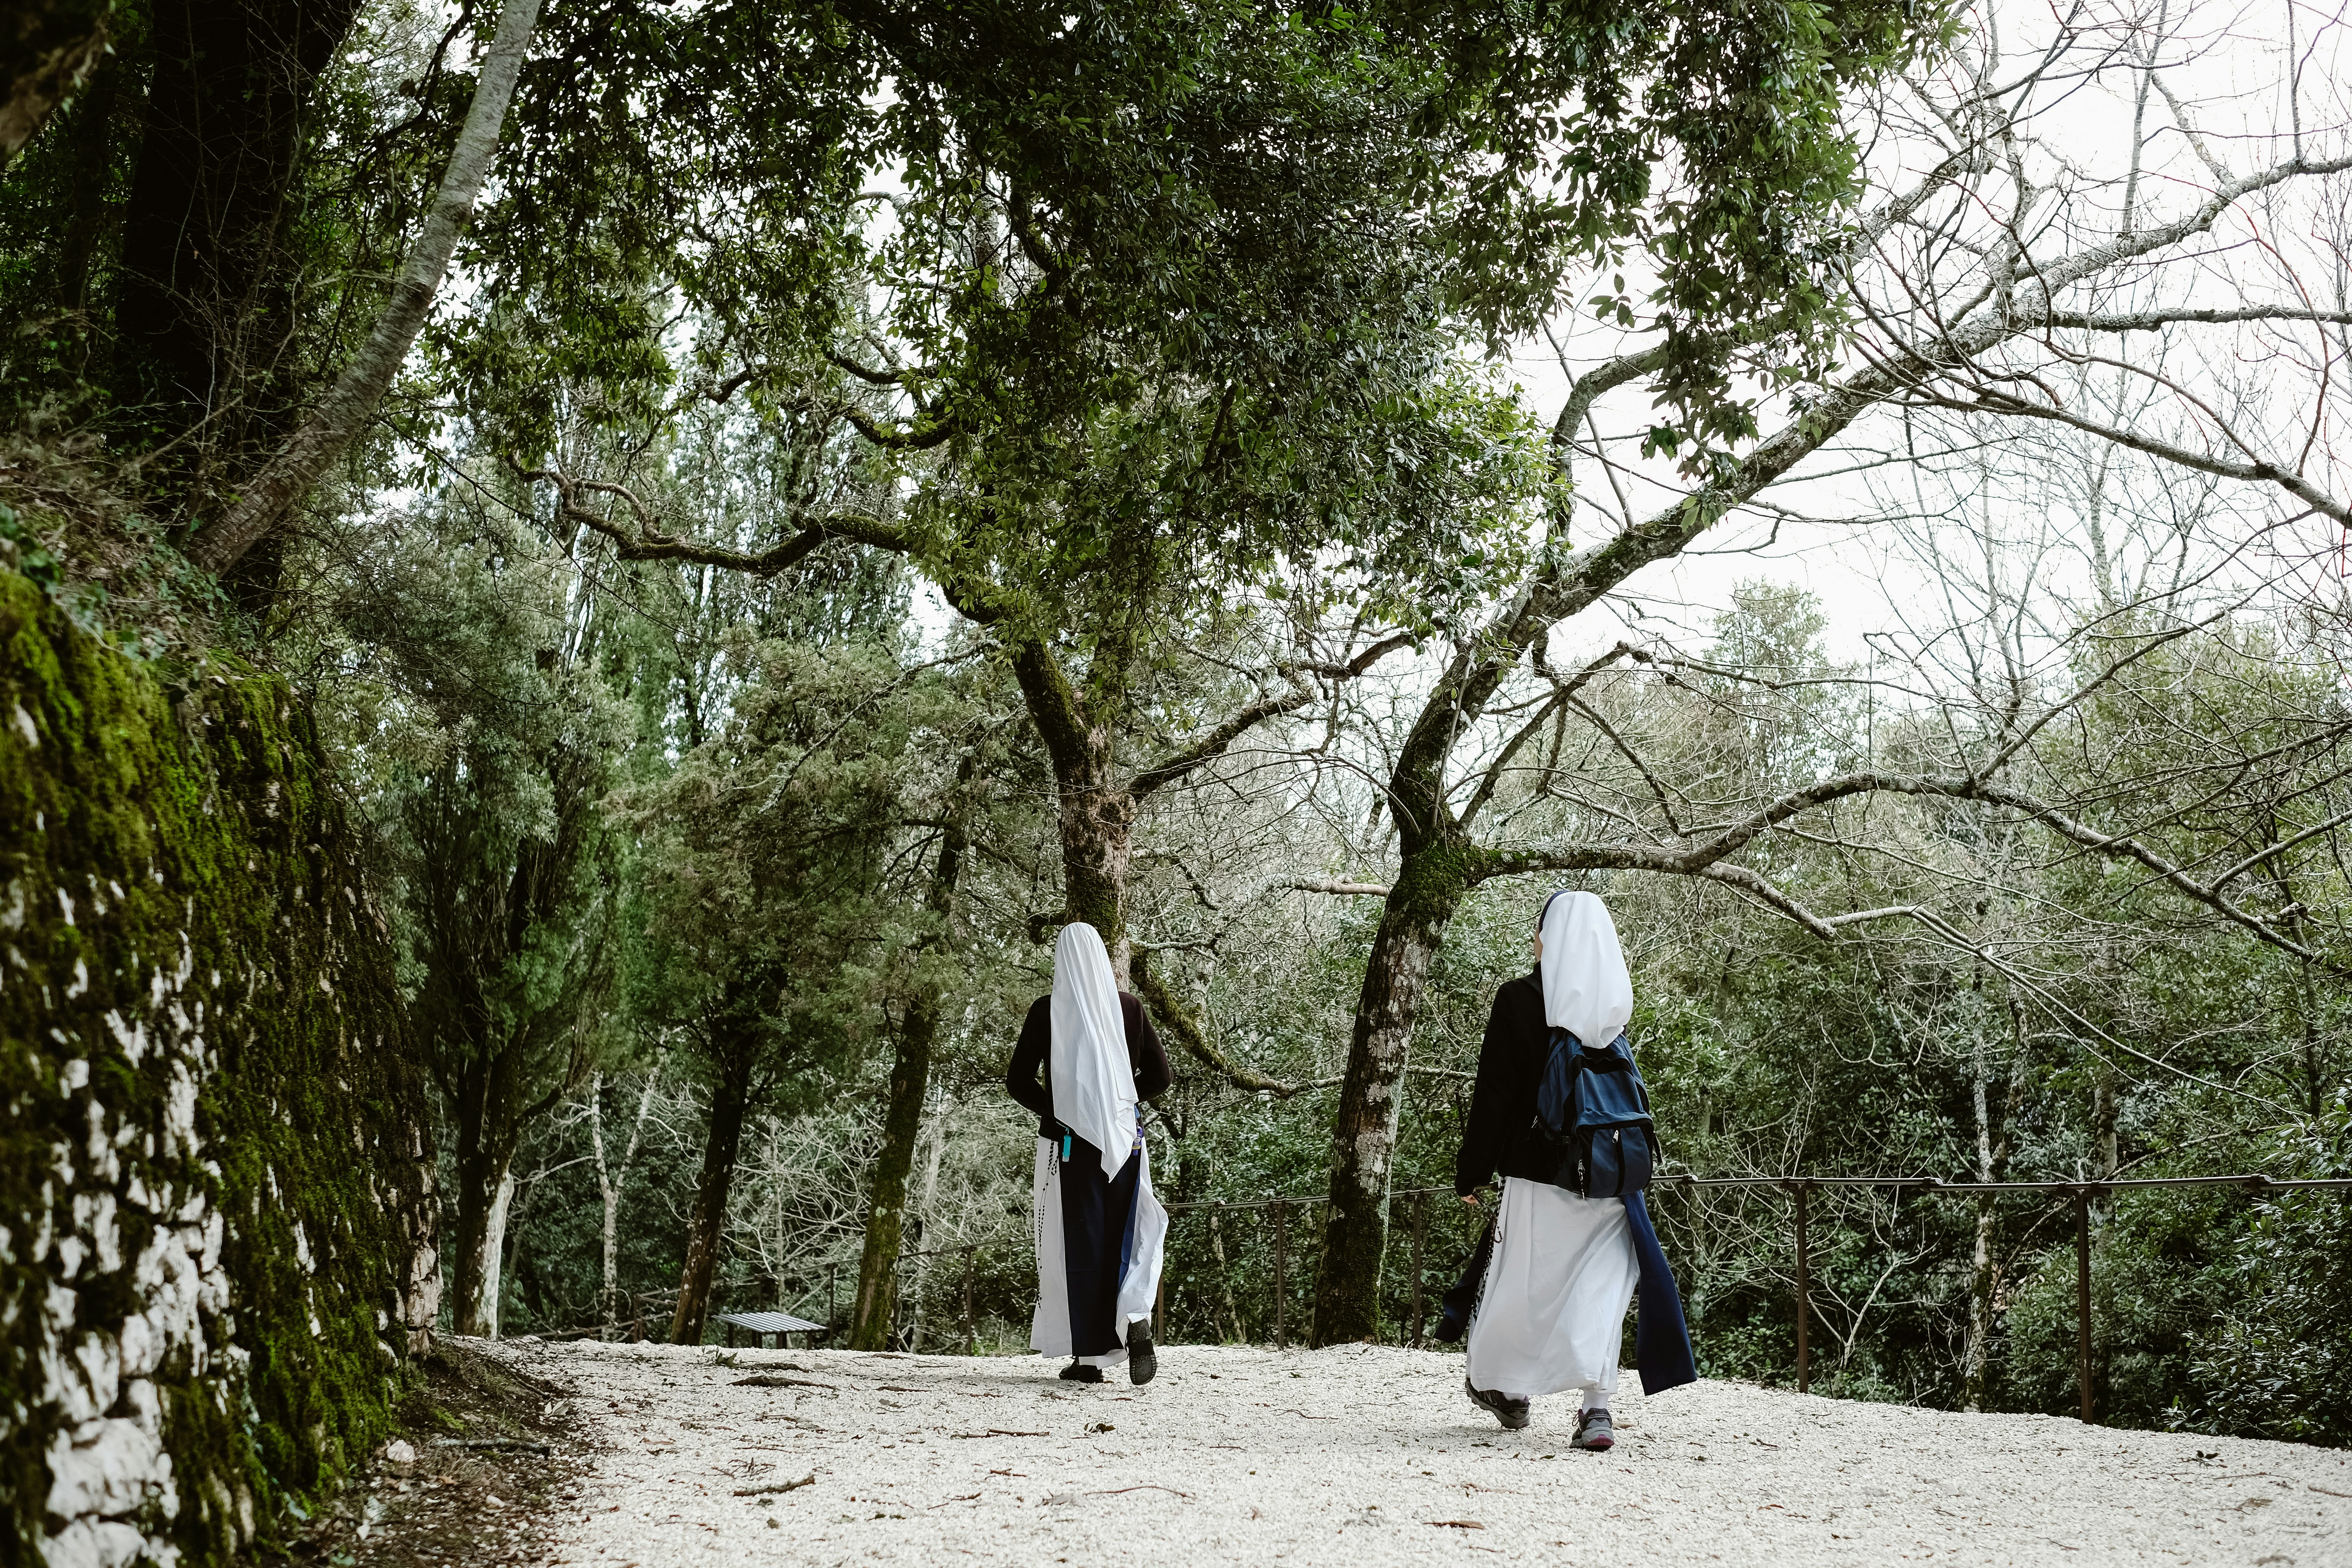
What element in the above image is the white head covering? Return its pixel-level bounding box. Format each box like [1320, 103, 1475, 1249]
[1050, 923, 1138, 1177]
[1537, 890, 1633, 1047]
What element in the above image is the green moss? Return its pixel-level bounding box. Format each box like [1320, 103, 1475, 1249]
[0, 567, 434, 1567]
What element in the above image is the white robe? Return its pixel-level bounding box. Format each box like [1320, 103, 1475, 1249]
[1465, 1176, 1639, 1398]
[1029, 1129, 1168, 1365]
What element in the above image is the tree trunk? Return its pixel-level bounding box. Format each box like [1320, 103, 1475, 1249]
[189, 0, 541, 572]
[670, 1036, 756, 1344]
[850, 800, 970, 1349]
[589, 1075, 613, 1333]
[1963, 1013, 1996, 1410]
[52, 47, 115, 319]
[904, 1097, 950, 1352]
[1009, 638, 1134, 976]
[478, 1169, 516, 1339]
[447, 1047, 525, 1336]
[1965, 999, 2031, 1409]
[0, 0, 110, 165]
[591, 1059, 664, 1336]
[1310, 843, 1472, 1345]
[109, 0, 364, 473]
[1208, 1209, 1243, 1344]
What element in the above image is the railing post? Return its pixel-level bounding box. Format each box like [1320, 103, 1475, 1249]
[2076, 1189, 2095, 1425]
[1272, 1200, 1289, 1351]
[1410, 1190, 1428, 1345]
[1793, 1179, 1811, 1395]
[1154, 1267, 1166, 1343]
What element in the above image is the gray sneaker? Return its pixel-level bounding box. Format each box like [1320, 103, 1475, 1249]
[1464, 1376, 1530, 1431]
[1572, 1406, 1615, 1450]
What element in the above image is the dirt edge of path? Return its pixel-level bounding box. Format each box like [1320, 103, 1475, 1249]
[242, 1336, 592, 1567]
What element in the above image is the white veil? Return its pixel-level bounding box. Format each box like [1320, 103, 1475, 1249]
[1049, 923, 1138, 1176]
[1538, 890, 1633, 1047]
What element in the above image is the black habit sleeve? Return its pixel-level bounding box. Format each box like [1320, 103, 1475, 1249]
[1006, 991, 1172, 1134]
[1454, 975, 1543, 1196]
[1122, 993, 1174, 1102]
[1006, 996, 1053, 1126]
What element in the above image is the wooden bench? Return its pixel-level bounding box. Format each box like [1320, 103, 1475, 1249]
[714, 1310, 826, 1349]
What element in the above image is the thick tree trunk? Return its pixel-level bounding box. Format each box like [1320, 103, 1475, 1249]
[1009, 639, 1134, 976]
[669, 1037, 755, 1344]
[189, 0, 541, 572]
[851, 801, 969, 1349]
[1056, 756, 1133, 969]
[1309, 844, 1470, 1345]
[110, 0, 364, 465]
[0, 0, 110, 166]
[52, 47, 115, 319]
[1304, 590, 1533, 1343]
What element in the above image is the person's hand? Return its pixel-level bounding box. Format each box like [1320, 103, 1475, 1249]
[1460, 1192, 1479, 1208]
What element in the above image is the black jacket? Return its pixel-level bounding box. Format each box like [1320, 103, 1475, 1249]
[1454, 969, 1562, 1197]
[1006, 991, 1174, 1140]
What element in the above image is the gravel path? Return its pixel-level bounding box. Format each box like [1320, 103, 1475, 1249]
[493, 1339, 2350, 1566]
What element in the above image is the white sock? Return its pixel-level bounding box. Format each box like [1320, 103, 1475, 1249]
[1581, 1389, 1610, 1413]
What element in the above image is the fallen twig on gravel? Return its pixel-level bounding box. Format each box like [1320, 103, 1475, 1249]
[952, 1429, 1047, 1438]
[1089, 1485, 1193, 1500]
[732, 1375, 833, 1389]
[1429, 1519, 1486, 1529]
[731, 1475, 815, 1497]
[431, 1439, 555, 1456]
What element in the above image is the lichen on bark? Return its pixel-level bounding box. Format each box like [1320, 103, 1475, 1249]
[0, 563, 437, 1568]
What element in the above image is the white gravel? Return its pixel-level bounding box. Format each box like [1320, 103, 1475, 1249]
[494, 1338, 2351, 1566]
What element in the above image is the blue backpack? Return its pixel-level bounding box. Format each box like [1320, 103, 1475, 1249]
[1534, 1029, 1657, 1199]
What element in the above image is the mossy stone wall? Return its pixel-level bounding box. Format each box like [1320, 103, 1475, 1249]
[0, 568, 437, 1568]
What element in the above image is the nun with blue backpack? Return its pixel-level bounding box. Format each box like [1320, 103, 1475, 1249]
[1441, 890, 1697, 1446]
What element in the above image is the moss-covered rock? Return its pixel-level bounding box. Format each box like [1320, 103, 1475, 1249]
[0, 567, 437, 1568]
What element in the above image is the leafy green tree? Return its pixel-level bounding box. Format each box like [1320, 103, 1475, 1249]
[308, 470, 639, 1334]
[623, 612, 975, 1342]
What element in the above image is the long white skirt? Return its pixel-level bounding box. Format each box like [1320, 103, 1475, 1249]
[1029, 1134, 1168, 1366]
[1465, 1176, 1639, 1399]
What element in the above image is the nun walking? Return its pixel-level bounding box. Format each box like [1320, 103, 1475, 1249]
[1446, 890, 1696, 1446]
[1006, 923, 1174, 1385]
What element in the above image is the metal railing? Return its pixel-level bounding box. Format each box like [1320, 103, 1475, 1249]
[1655, 1172, 2352, 1422]
[528, 1169, 2349, 1429]
[1156, 1172, 2352, 1425]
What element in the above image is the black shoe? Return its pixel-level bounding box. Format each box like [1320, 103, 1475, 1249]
[1571, 1406, 1615, 1450]
[1464, 1376, 1530, 1431]
[1058, 1361, 1104, 1383]
[1126, 1321, 1157, 1386]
